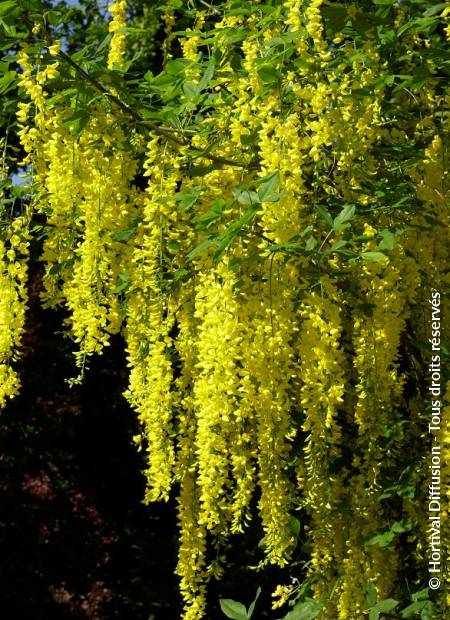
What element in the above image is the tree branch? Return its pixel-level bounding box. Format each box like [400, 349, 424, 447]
[56, 50, 253, 169]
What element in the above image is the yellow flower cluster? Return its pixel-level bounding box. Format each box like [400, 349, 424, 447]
[336, 230, 410, 617]
[64, 118, 137, 371]
[0, 47, 43, 406]
[192, 264, 241, 530]
[125, 136, 182, 502]
[107, 1, 127, 68]
[17, 43, 139, 377]
[296, 279, 347, 611]
[172, 293, 209, 620]
[406, 131, 450, 344]
[0, 215, 30, 406]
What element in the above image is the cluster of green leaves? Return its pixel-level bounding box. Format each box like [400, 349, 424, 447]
[364, 583, 437, 620]
[220, 581, 438, 620]
[364, 517, 415, 549]
[220, 587, 261, 620]
[277, 580, 327, 620]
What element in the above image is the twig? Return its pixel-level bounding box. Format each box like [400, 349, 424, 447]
[16, 8, 255, 170]
[56, 50, 251, 169]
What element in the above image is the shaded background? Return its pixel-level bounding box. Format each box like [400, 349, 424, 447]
[0, 265, 181, 619]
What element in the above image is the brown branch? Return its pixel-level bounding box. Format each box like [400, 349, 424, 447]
[17, 9, 255, 170]
[56, 50, 253, 169]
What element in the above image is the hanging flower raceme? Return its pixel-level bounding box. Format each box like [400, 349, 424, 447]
[192, 262, 241, 532]
[108, 0, 127, 68]
[338, 227, 414, 618]
[296, 278, 348, 612]
[0, 210, 31, 407]
[60, 116, 138, 373]
[172, 291, 208, 620]
[1, 44, 57, 407]
[124, 136, 183, 502]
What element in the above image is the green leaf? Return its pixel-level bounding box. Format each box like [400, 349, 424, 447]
[316, 205, 333, 228]
[219, 598, 248, 620]
[397, 17, 438, 37]
[194, 198, 228, 229]
[187, 237, 215, 260]
[361, 251, 388, 263]
[389, 196, 410, 209]
[112, 272, 130, 294]
[289, 515, 301, 540]
[380, 467, 416, 500]
[420, 601, 436, 620]
[213, 206, 259, 260]
[423, 3, 446, 17]
[172, 268, 191, 284]
[333, 204, 355, 231]
[267, 31, 301, 48]
[44, 9, 62, 26]
[411, 589, 429, 603]
[369, 598, 398, 620]
[0, 69, 15, 94]
[183, 82, 200, 99]
[390, 518, 414, 534]
[378, 230, 395, 251]
[93, 32, 113, 59]
[330, 239, 348, 253]
[257, 171, 280, 201]
[112, 226, 137, 242]
[61, 110, 90, 135]
[174, 190, 202, 212]
[0, 1, 17, 17]
[352, 11, 378, 35]
[166, 58, 193, 75]
[149, 73, 176, 90]
[365, 530, 395, 548]
[234, 190, 260, 206]
[198, 56, 215, 91]
[240, 130, 257, 146]
[321, 5, 348, 33]
[167, 240, 180, 252]
[401, 601, 427, 618]
[257, 64, 280, 83]
[247, 587, 261, 619]
[280, 597, 323, 620]
[305, 236, 317, 252]
[366, 583, 378, 608]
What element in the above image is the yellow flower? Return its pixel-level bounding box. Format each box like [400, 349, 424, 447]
[48, 40, 61, 56]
